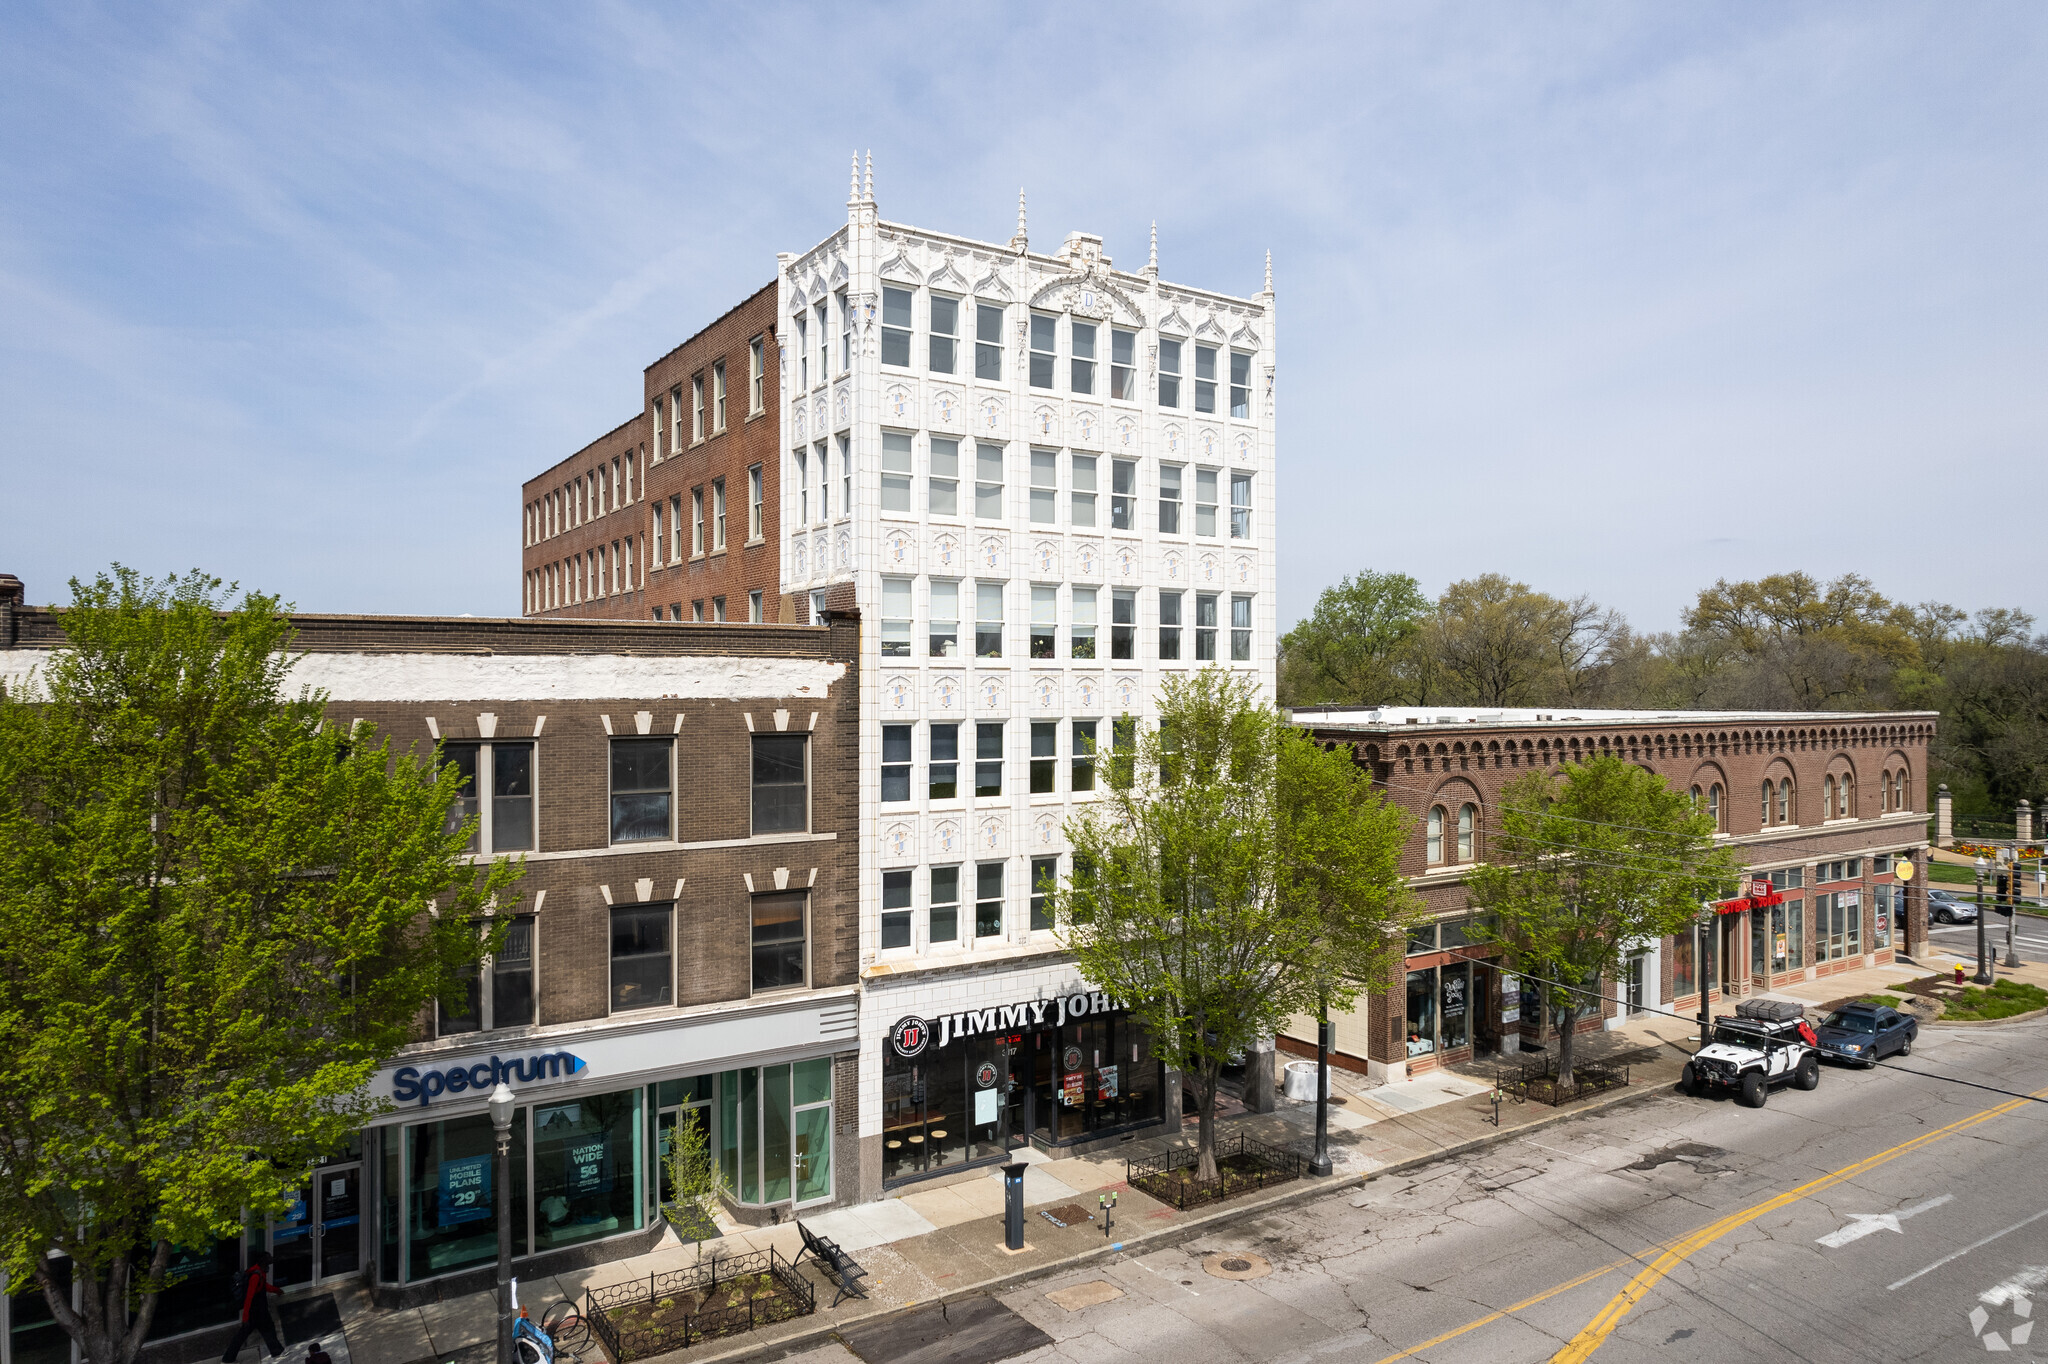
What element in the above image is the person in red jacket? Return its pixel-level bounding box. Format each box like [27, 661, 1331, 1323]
[221, 1249, 285, 1362]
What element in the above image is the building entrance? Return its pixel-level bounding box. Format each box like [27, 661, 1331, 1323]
[271, 1162, 362, 1286]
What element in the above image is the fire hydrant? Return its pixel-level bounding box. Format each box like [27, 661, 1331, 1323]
[1954, 963, 1966, 984]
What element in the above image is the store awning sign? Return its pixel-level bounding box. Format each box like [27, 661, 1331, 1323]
[392, 1050, 585, 1108]
[889, 990, 1122, 1057]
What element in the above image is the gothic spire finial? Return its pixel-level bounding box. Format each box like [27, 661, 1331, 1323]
[1263, 249, 1272, 294]
[850, 151, 860, 202]
[863, 151, 873, 202]
[1010, 188, 1028, 251]
[1147, 221, 1158, 275]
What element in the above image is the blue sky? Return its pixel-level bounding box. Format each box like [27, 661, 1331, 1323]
[3, 4, 2043, 632]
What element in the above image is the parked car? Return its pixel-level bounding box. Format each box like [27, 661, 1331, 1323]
[1681, 999, 1819, 1107]
[1928, 889, 1978, 924]
[1814, 1003, 1916, 1066]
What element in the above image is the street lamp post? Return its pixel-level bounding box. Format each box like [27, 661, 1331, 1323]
[1309, 1000, 1332, 1177]
[1695, 913, 1712, 1052]
[490, 1082, 517, 1364]
[1974, 856, 1993, 985]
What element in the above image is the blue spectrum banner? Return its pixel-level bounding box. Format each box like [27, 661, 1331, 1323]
[439, 1154, 492, 1225]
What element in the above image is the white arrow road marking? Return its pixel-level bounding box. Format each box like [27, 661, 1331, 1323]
[1817, 1194, 1954, 1248]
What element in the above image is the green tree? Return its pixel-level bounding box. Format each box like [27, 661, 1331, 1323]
[0, 570, 522, 1364]
[1277, 570, 1427, 707]
[1467, 755, 1737, 1085]
[1049, 670, 1417, 1180]
[1422, 574, 1624, 707]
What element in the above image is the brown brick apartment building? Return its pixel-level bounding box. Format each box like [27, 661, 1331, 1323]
[1, 600, 865, 1353]
[1280, 706, 1937, 1082]
[521, 283, 786, 625]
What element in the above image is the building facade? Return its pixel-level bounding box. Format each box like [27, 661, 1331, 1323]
[1281, 707, 1938, 1082]
[773, 163, 1278, 1188]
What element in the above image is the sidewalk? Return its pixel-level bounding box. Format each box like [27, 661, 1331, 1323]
[327, 1015, 1692, 1364]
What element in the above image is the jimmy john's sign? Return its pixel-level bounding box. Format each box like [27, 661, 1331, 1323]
[890, 989, 1124, 1058]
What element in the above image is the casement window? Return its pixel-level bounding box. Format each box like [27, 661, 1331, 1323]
[837, 434, 851, 516]
[975, 582, 1004, 659]
[713, 361, 728, 431]
[437, 914, 538, 1036]
[929, 436, 959, 515]
[748, 465, 764, 540]
[975, 862, 1004, 939]
[1111, 459, 1136, 530]
[1029, 450, 1057, 525]
[836, 291, 850, 374]
[1072, 720, 1098, 792]
[881, 724, 912, 802]
[1030, 585, 1057, 658]
[975, 301, 1003, 380]
[929, 866, 960, 944]
[1071, 587, 1098, 659]
[610, 739, 672, 843]
[1427, 806, 1445, 863]
[816, 441, 830, 520]
[691, 488, 704, 555]
[650, 502, 664, 565]
[975, 442, 1005, 519]
[1159, 590, 1183, 660]
[671, 386, 685, 452]
[930, 580, 960, 657]
[1111, 328, 1136, 400]
[1231, 595, 1252, 660]
[814, 303, 828, 387]
[1230, 351, 1252, 418]
[881, 577, 913, 657]
[930, 722, 960, 799]
[881, 869, 912, 949]
[1230, 473, 1252, 539]
[713, 595, 726, 622]
[1030, 856, 1057, 931]
[1030, 721, 1057, 794]
[1194, 344, 1218, 413]
[610, 903, 672, 1011]
[441, 741, 537, 854]
[1458, 804, 1476, 861]
[794, 449, 808, 525]
[749, 338, 765, 414]
[1159, 464, 1183, 534]
[1071, 454, 1097, 527]
[975, 721, 1004, 797]
[692, 375, 705, 441]
[751, 735, 808, 835]
[1070, 320, 1097, 394]
[1195, 593, 1218, 661]
[1195, 469, 1218, 536]
[751, 892, 807, 991]
[748, 590, 763, 623]
[881, 432, 913, 512]
[929, 294, 959, 374]
[881, 287, 912, 367]
[1111, 588, 1137, 659]
[1158, 337, 1182, 407]
[1028, 313, 1056, 389]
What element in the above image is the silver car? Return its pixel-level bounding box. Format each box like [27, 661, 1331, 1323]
[1928, 889, 1979, 924]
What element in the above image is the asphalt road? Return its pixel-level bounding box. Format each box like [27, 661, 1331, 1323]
[1927, 911, 2048, 965]
[797, 1017, 2048, 1364]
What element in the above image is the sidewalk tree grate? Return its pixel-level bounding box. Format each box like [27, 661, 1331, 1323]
[583, 1246, 813, 1358]
[1128, 1129, 1306, 1211]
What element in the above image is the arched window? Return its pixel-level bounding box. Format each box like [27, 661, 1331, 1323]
[1895, 771, 1907, 810]
[1427, 806, 1445, 864]
[1823, 776, 1836, 820]
[1841, 776, 1853, 818]
[1709, 783, 1723, 830]
[1779, 780, 1793, 824]
[1691, 784, 1704, 808]
[1458, 803, 1476, 862]
[1762, 782, 1774, 825]
[1879, 771, 1890, 811]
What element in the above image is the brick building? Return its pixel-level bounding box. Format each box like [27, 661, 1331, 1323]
[1280, 706, 1938, 1082]
[521, 283, 784, 626]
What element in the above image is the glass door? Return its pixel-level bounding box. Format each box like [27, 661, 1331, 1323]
[270, 1164, 362, 1285]
[270, 1186, 315, 1288]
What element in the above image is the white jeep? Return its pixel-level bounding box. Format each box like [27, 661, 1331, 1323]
[1680, 999, 1820, 1108]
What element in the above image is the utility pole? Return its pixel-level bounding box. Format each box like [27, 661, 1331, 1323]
[1974, 855, 1994, 985]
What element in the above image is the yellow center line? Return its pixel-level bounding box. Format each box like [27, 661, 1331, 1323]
[1370, 1256, 1638, 1364]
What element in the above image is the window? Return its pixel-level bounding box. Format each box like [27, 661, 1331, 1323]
[669, 494, 683, 562]
[713, 596, 727, 622]
[692, 375, 705, 441]
[1111, 588, 1136, 660]
[975, 442, 1005, 519]
[1194, 344, 1217, 413]
[975, 301, 1003, 380]
[1031, 721, 1057, 794]
[794, 448, 808, 525]
[1029, 449, 1057, 524]
[1072, 586, 1098, 659]
[1230, 350, 1252, 418]
[1031, 585, 1056, 658]
[1070, 320, 1096, 394]
[1425, 806, 1446, 863]
[1029, 313, 1056, 388]
[1159, 463, 1183, 534]
[836, 291, 850, 374]
[975, 721, 1004, 797]
[809, 588, 826, 623]
[1111, 458, 1136, 530]
[930, 722, 959, 799]
[611, 903, 672, 1011]
[713, 478, 727, 550]
[671, 386, 685, 452]
[795, 314, 809, 388]
[1072, 720, 1097, 792]
[692, 600, 704, 622]
[976, 862, 1004, 939]
[610, 739, 671, 843]
[881, 287, 912, 367]
[882, 725, 912, 802]
[1071, 454, 1097, 527]
[1761, 782, 1772, 825]
[1779, 779, 1793, 824]
[748, 590, 763, 623]
[1823, 776, 1836, 819]
[1030, 857, 1057, 931]
[751, 893, 806, 990]
[838, 434, 851, 515]
[929, 295, 958, 373]
[1111, 717, 1137, 790]
[1159, 590, 1182, 660]
[1709, 783, 1723, 829]
[976, 582, 1004, 658]
[1111, 328, 1136, 400]
[881, 869, 912, 949]
[713, 361, 727, 431]
[929, 866, 960, 943]
[881, 432, 913, 512]
[441, 741, 537, 854]
[930, 580, 959, 657]
[1231, 595, 1252, 660]
[1195, 593, 1218, 661]
[751, 735, 808, 835]
[1458, 804, 1476, 861]
[1159, 337, 1182, 407]
[1230, 473, 1252, 539]
[691, 488, 704, 555]
[929, 437, 959, 515]
[1194, 468, 1219, 537]
[816, 441, 830, 519]
[436, 913, 538, 1036]
[748, 465, 763, 540]
[815, 303, 827, 386]
[881, 577, 912, 657]
[749, 337, 765, 413]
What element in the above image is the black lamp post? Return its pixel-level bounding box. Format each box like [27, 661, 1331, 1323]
[1974, 856, 1993, 985]
[1308, 1001, 1332, 1177]
[490, 1081, 517, 1364]
[1695, 912, 1712, 1052]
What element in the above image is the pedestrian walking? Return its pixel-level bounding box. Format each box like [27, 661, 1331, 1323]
[220, 1249, 285, 1362]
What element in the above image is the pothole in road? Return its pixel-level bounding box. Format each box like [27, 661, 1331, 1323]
[1624, 1142, 1731, 1174]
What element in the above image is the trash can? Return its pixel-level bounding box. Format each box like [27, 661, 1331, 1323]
[1001, 1162, 1028, 1249]
[1282, 1060, 1329, 1102]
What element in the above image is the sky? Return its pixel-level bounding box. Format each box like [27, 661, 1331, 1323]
[2, 3, 2044, 634]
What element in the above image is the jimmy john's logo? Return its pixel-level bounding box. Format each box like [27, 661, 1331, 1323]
[888, 990, 1122, 1057]
[891, 1016, 931, 1058]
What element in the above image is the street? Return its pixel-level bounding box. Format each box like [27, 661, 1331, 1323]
[1928, 910, 2048, 966]
[796, 1016, 2048, 1364]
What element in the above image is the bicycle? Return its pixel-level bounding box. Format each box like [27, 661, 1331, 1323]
[510, 1299, 589, 1364]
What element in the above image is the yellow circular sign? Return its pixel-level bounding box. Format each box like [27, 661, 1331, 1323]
[1895, 862, 1915, 881]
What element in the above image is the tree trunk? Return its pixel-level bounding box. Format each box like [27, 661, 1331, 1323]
[1556, 1000, 1580, 1088]
[37, 1241, 171, 1364]
[1194, 1063, 1222, 1182]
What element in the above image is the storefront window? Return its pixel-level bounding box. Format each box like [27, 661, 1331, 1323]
[533, 1088, 643, 1252]
[7, 1257, 70, 1364]
[1405, 968, 1437, 1057]
[1788, 900, 1805, 967]
[1440, 964, 1470, 1051]
[1672, 930, 1696, 998]
[1770, 905, 1789, 972]
[1876, 886, 1893, 949]
[143, 1238, 240, 1341]
[406, 1110, 528, 1282]
[717, 1061, 835, 1208]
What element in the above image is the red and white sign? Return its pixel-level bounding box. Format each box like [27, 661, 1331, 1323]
[1751, 878, 1772, 900]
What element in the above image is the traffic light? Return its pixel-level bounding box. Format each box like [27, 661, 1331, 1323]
[1996, 872, 2013, 917]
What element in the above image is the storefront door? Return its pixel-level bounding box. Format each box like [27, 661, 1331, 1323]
[272, 1164, 362, 1286]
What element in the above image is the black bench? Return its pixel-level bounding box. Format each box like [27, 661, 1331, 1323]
[795, 1220, 870, 1308]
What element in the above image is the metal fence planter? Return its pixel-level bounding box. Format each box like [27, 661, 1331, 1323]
[1497, 1055, 1631, 1107]
[1126, 1129, 1307, 1211]
[584, 1248, 816, 1360]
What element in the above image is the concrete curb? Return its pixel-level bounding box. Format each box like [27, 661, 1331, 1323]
[1930, 1005, 2048, 1029]
[686, 1079, 1669, 1364]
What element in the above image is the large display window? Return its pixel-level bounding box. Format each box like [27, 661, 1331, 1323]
[716, 1060, 834, 1210]
[533, 1089, 643, 1252]
[405, 1110, 529, 1282]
